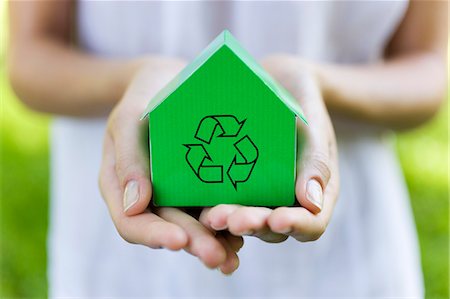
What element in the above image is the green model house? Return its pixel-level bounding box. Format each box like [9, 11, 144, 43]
[142, 30, 307, 207]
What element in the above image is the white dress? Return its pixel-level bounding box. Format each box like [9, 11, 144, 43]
[49, 1, 424, 297]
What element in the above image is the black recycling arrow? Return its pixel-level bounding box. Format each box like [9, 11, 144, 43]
[226, 135, 259, 190]
[184, 144, 223, 183]
[195, 115, 246, 144]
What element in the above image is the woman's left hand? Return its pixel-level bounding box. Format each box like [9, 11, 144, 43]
[200, 55, 340, 243]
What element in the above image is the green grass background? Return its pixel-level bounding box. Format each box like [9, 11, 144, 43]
[0, 3, 448, 298]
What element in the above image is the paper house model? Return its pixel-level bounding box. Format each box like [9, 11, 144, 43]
[142, 30, 307, 207]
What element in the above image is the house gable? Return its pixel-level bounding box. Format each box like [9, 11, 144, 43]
[142, 30, 307, 125]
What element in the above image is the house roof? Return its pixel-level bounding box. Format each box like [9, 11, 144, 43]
[141, 30, 307, 125]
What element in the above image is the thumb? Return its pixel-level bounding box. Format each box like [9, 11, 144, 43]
[108, 104, 152, 216]
[293, 73, 333, 215]
[296, 148, 331, 214]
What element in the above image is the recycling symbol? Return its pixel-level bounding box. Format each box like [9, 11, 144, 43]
[184, 115, 259, 190]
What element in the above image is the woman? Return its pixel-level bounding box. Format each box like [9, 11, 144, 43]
[8, 1, 446, 297]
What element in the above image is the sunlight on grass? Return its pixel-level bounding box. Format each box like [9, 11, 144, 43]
[0, 2, 50, 154]
[397, 105, 448, 189]
[1, 74, 50, 154]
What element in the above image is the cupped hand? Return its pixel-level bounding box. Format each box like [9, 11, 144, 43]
[98, 58, 243, 274]
[200, 55, 340, 243]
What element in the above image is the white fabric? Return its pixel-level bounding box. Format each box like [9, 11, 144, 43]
[49, 1, 424, 297]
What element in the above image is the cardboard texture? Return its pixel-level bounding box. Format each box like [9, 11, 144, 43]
[142, 30, 307, 207]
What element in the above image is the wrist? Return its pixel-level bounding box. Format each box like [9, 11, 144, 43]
[310, 62, 331, 104]
[111, 56, 186, 105]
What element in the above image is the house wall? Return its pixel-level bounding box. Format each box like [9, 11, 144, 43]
[149, 46, 296, 206]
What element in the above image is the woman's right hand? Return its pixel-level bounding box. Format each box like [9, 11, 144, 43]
[98, 58, 242, 274]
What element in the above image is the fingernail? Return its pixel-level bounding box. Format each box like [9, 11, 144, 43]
[123, 180, 139, 212]
[218, 267, 234, 276]
[210, 221, 227, 231]
[306, 179, 323, 210]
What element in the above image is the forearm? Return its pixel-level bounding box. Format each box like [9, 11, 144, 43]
[7, 38, 146, 116]
[316, 51, 446, 129]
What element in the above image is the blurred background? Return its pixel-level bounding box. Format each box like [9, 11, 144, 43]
[0, 2, 448, 298]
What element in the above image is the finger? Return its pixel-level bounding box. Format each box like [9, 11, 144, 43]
[216, 235, 240, 275]
[202, 205, 287, 243]
[227, 207, 288, 243]
[114, 213, 189, 250]
[199, 208, 244, 252]
[157, 208, 227, 269]
[268, 207, 326, 242]
[108, 104, 152, 216]
[99, 134, 187, 250]
[201, 204, 241, 231]
[227, 207, 270, 235]
[198, 208, 212, 230]
[222, 232, 244, 252]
